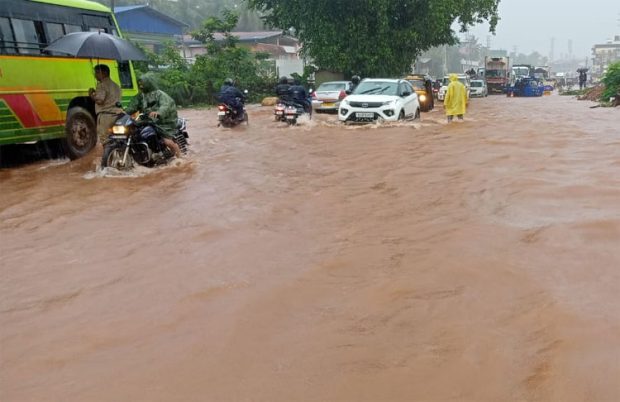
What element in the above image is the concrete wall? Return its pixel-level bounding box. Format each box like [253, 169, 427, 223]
[276, 59, 304, 78]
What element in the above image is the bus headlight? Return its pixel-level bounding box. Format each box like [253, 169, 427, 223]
[112, 125, 127, 134]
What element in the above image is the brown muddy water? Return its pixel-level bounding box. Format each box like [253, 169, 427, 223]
[1, 95, 619, 401]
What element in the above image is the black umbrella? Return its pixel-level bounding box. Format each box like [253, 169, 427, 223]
[44, 31, 146, 61]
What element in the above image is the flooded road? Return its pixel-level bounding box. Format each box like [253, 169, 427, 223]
[1, 95, 619, 401]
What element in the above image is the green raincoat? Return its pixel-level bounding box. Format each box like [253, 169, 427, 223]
[126, 74, 178, 138]
[444, 74, 467, 116]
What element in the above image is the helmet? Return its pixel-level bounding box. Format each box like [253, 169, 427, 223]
[351, 75, 361, 85]
[224, 78, 234, 86]
[279, 76, 288, 84]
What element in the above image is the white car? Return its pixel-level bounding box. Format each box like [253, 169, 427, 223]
[338, 79, 420, 123]
[437, 74, 471, 101]
[470, 79, 488, 97]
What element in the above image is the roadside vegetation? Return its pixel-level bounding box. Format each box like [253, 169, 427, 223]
[566, 62, 620, 107]
[133, 10, 277, 107]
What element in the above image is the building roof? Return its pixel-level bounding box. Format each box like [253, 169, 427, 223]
[114, 5, 146, 13]
[114, 5, 188, 28]
[213, 31, 283, 42]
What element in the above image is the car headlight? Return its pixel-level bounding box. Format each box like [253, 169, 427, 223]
[419, 94, 427, 102]
[341, 99, 348, 106]
[382, 100, 395, 106]
[112, 125, 127, 134]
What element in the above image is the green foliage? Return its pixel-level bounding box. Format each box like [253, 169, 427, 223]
[133, 10, 277, 106]
[247, 0, 499, 77]
[601, 61, 620, 101]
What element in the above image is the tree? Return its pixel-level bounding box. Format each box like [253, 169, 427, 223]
[246, 0, 499, 76]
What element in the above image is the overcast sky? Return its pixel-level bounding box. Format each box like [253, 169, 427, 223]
[466, 0, 619, 60]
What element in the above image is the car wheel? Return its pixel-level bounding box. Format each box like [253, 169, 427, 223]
[415, 108, 420, 120]
[398, 110, 404, 120]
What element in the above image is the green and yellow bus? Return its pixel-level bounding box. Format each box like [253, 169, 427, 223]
[0, 0, 138, 159]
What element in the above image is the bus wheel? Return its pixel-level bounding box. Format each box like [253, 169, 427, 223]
[63, 107, 96, 160]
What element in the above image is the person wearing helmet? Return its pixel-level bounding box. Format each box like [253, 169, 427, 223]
[125, 74, 181, 157]
[217, 78, 245, 120]
[275, 76, 290, 99]
[350, 75, 361, 93]
[288, 78, 310, 113]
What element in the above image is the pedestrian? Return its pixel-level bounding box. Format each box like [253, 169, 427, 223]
[444, 73, 467, 123]
[88, 64, 122, 144]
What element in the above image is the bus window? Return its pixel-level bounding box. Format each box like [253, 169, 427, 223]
[45, 22, 64, 44]
[0, 17, 16, 54]
[64, 24, 82, 34]
[83, 14, 112, 33]
[118, 61, 134, 89]
[11, 19, 44, 55]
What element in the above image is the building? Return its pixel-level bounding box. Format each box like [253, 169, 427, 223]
[179, 31, 304, 76]
[114, 5, 188, 52]
[591, 35, 620, 78]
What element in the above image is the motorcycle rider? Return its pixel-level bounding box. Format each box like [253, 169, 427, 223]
[288, 78, 310, 113]
[125, 74, 181, 157]
[350, 75, 361, 93]
[217, 78, 245, 120]
[275, 76, 290, 100]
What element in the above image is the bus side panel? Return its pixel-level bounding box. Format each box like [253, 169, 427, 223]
[0, 55, 136, 145]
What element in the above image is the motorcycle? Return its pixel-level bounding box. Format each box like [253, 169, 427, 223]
[101, 112, 189, 169]
[218, 90, 249, 128]
[273, 99, 287, 122]
[283, 100, 308, 125]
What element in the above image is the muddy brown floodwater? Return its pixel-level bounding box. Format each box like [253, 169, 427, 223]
[1, 94, 619, 401]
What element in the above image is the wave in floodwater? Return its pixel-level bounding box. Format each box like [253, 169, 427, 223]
[83, 157, 192, 179]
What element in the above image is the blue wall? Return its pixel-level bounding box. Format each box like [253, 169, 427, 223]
[116, 9, 184, 35]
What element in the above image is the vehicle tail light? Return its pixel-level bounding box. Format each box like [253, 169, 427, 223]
[338, 90, 346, 100]
[218, 105, 226, 111]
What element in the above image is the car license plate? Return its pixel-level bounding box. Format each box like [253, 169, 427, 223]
[286, 115, 296, 119]
[356, 112, 374, 118]
[275, 111, 283, 115]
[322, 102, 335, 107]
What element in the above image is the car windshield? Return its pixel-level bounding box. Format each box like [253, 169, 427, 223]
[318, 82, 346, 91]
[407, 79, 425, 90]
[471, 81, 484, 87]
[353, 81, 398, 96]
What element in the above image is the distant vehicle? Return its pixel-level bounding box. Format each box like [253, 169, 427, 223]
[485, 56, 511, 94]
[311, 81, 353, 113]
[404, 74, 434, 111]
[469, 79, 488, 97]
[438, 74, 471, 101]
[511, 64, 533, 81]
[0, 0, 138, 160]
[506, 77, 544, 97]
[338, 79, 420, 124]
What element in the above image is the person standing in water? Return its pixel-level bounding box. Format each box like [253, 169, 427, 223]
[88, 64, 122, 144]
[444, 73, 467, 123]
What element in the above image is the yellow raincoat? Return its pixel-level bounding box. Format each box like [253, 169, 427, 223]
[444, 74, 467, 116]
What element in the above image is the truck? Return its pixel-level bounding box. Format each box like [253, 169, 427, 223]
[533, 66, 550, 81]
[484, 56, 511, 94]
[511, 64, 533, 80]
